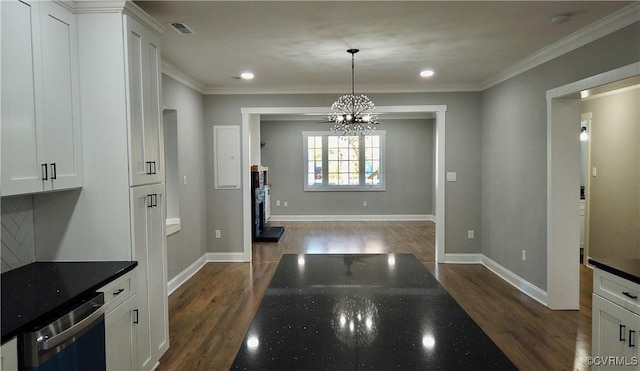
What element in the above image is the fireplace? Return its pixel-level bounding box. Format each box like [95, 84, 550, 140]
[251, 166, 284, 242]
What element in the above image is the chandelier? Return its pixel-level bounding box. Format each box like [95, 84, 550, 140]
[329, 49, 379, 135]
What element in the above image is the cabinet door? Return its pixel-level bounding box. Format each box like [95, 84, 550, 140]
[130, 184, 169, 370]
[40, 1, 82, 191]
[130, 186, 152, 370]
[1, 337, 18, 371]
[147, 184, 169, 362]
[105, 294, 137, 371]
[125, 16, 164, 186]
[593, 295, 640, 370]
[1, 0, 46, 196]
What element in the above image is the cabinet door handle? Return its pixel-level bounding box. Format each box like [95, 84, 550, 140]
[41, 164, 48, 180]
[620, 324, 626, 341]
[147, 194, 153, 208]
[133, 309, 139, 324]
[623, 292, 638, 299]
[630, 330, 636, 348]
[50, 163, 57, 180]
[153, 193, 158, 207]
[113, 288, 125, 296]
[146, 161, 153, 175]
[151, 161, 157, 175]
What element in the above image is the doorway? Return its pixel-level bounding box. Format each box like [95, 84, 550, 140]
[546, 62, 639, 309]
[240, 105, 447, 263]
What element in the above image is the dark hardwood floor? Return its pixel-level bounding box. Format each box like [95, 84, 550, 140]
[157, 221, 591, 370]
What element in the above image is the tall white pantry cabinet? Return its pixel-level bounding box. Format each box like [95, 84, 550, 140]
[32, 2, 169, 370]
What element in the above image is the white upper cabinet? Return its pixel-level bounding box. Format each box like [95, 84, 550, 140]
[1, 0, 82, 196]
[126, 16, 164, 186]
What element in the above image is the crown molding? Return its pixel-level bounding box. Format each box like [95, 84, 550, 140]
[73, 1, 165, 34]
[161, 60, 207, 94]
[480, 2, 640, 90]
[153, 2, 639, 95]
[202, 82, 481, 95]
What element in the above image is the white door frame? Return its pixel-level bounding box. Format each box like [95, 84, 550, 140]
[546, 62, 639, 309]
[240, 105, 447, 263]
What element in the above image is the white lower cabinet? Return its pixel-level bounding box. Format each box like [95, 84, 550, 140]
[99, 270, 138, 371]
[0, 337, 18, 371]
[592, 268, 640, 371]
[131, 184, 169, 370]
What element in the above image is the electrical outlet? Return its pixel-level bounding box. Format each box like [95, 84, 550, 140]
[363, 201, 368, 207]
[284, 201, 288, 207]
[276, 200, 281, 206]
[522, 249, 526, 261]
[215, 230, 221, 239]
[467, 230, 474, 239]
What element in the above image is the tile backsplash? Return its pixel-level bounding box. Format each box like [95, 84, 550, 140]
[1, 195, 36, 273]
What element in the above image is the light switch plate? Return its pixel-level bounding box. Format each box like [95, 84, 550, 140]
[446, 172, 457, 182]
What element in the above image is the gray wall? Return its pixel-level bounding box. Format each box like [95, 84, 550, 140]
[162, 75, 208, 280]
[204, 92, 482, 254]
[583, 87, 640, 259]
[260, 119, 434, 216]
[481, 22, 640, 290]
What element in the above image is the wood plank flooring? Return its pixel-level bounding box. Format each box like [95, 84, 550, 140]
[157, 221, 591, 371]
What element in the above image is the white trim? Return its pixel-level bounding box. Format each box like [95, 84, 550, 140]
[481, 3, 640, 90]
[206, 252, 248, 262]
[481, 255, 548, 307]
[205, 82, 480, 95]
[269, 214, 435, 222]
[161, 60, 206, 94]
[167, 251, 549, 309]
[241, 105, 447, 264]
[167, 254, 207, 295]
[148, 2, 635, 95]
[444, 253, 482, 264]
[166, 221, 181, 236]
[546, 62, 640, 310]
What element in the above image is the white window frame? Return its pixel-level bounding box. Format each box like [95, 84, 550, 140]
[302, 131, 386, 192]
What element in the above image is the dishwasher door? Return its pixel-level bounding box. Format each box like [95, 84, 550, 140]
[20, 292, 107, 371]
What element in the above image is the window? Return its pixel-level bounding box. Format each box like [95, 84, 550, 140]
[303, 131, 385, 191]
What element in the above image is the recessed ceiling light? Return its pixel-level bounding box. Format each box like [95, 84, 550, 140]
[551, 14, 572, 24]
[240, 72, 254, 80]
[420, 70, 435, 78]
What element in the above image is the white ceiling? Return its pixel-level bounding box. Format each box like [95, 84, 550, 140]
[136, 1, 636, 94]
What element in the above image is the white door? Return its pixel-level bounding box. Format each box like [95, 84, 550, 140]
[130, 184, 168, 370]
[592, 295, 637, 370]
[126, 16, 164, 186]
[1, 0, 46, 195]
[146, 184, 169, 360]
[131, 186, 152, 370]
[40, 1, 82, 191]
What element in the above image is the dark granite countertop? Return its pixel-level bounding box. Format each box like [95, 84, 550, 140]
[589, 258, 640, 285]
[1, 261, 137, 343]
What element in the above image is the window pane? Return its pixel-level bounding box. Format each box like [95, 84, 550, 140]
[306, 132, 382, 190]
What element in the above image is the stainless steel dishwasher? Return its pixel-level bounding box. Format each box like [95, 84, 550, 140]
[20, 292, 107, 371]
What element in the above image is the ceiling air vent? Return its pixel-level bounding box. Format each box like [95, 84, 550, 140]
[169, 22, 194, 35]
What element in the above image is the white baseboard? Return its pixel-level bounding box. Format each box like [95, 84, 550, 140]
[167, 250, 548, 308]
[444, 253, 483, 264]
[205, 252, 248, 262]
[167, 252, 249, 296]
[441, 253, 548, 306]
[269, 214, 435, 222]
[167, 254, 207, 295]
[481, 255, 548, 306]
